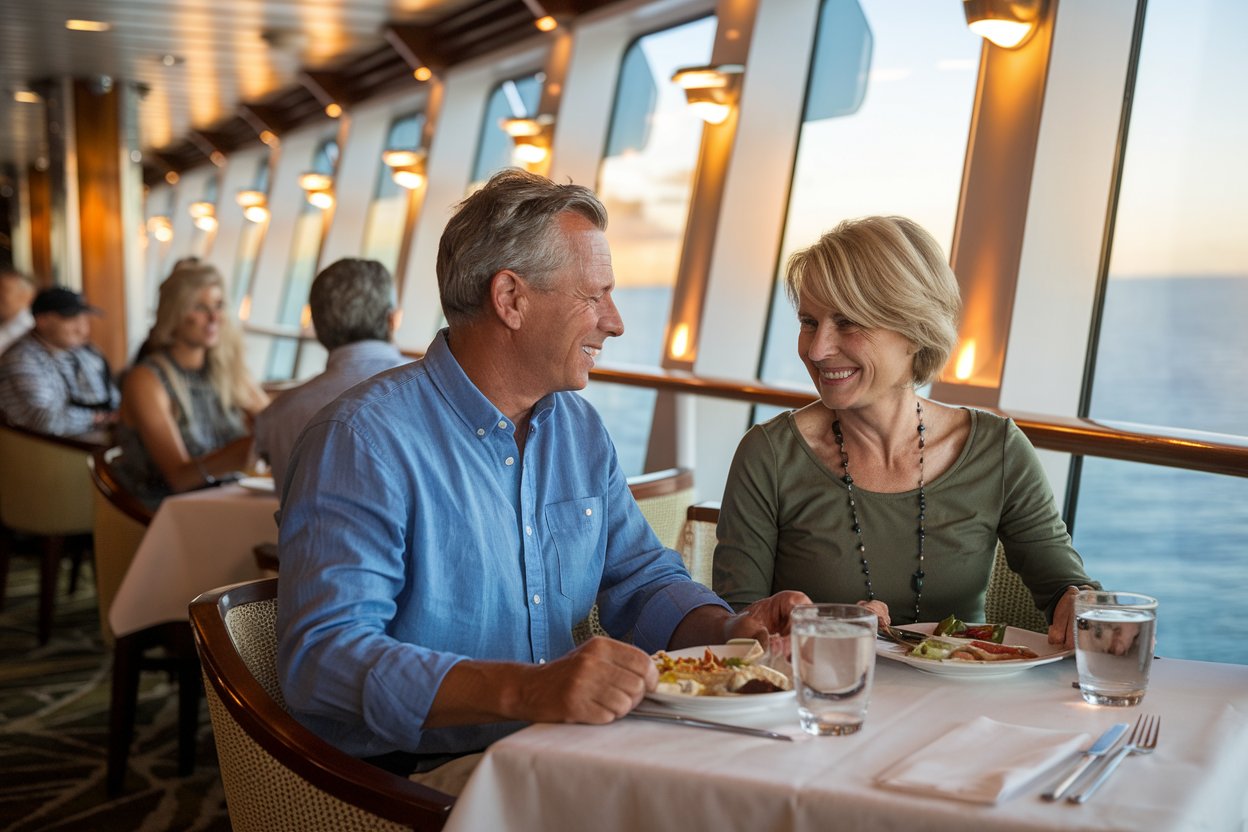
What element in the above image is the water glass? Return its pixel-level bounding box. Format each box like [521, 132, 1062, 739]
[1074, 590, 1158, 706]
[791, 603, 877, 736]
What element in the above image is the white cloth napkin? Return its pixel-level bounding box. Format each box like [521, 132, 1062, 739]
[876, 716, 1090, 804]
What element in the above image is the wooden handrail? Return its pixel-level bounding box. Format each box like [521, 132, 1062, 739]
[239, 327, 1248, 479]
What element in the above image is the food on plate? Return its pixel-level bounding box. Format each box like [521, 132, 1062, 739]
[652, 647, 792, 696]
[909, 637, 1039, 662]
[931, 614, 1006, 644]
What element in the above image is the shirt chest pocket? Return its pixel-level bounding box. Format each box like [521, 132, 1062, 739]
[544, 496, 605, 601]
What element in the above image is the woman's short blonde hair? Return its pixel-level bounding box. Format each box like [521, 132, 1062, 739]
[784, 216, 961, 385]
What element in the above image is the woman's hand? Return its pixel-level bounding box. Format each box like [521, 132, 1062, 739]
[856, 599, 891, 628]
[1048, 586, 1080, 649]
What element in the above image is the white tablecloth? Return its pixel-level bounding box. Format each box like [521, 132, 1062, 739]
[446, 657, 1248, 832]
[108, 485, 279, 638]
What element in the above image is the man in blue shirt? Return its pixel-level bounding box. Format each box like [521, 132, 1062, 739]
[276, 170, 806, 781]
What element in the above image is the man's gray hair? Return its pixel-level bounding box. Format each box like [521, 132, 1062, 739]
[310, 258, 396, 351]
[437, 168, 608, 325]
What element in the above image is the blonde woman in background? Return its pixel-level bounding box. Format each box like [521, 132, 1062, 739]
[115, 259, 268, 508]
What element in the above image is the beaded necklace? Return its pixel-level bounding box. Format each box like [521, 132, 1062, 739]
[832, 399, 926, 622]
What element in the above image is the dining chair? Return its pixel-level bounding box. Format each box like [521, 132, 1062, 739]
[189, 578, 456, 831]
[89, 448, 201, 796]
[0, 423, 95, 643]
[572, 468, 697, 644]
[984, 542, 1049, 633]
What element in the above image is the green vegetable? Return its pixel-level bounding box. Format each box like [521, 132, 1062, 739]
[932, 614, 965, 637]
[910, 638, 957, 659]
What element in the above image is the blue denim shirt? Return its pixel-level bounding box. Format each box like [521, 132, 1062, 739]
[276, 330, 726, 758]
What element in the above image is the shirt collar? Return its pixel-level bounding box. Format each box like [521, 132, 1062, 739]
[325, 339, 403, 369]
[424, 328, 560, 438]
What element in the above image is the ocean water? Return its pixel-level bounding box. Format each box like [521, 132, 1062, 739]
[587, 277, 1248, 666]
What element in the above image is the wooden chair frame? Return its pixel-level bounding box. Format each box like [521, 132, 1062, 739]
[189, 579, 455, 830]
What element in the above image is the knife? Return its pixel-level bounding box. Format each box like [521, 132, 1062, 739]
[1040, 722, 1129, 801]
[625, 709, 794, 742]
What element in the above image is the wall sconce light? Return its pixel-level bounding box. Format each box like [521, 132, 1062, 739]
[299, 172, 335, 209]
[671, 64, 745, 125]
[235, 189, 270, 223]
[962, 0, 1044, 49]
[382, 148, 428, 189]
[501, 114, 555, 165]
[147, 215, 173, 242]
[188, 201, 218, 231]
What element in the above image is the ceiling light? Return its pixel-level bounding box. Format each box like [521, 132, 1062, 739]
[13, 90, 41, 104]
[500, 115, 554, 138]
[535, 16, 557, 32]
[147, 216, 173, 242]
[259, 130, 279, 147]
[383, 149, 428, 190]
[299, 172, 334, 209]
[188, 201, 215, 219]
[963, 0, 1045, 49]
[324, 102, 343, 118]
[671, 64, 745, 125]
[164, 171, 180, 185]
[236, 189, 270, 223]
[413, 66, 433, 82]
[66, 19, 111, 32]
[512, 141, 549, 165]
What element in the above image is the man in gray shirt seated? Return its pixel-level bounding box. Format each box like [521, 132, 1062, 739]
[0, 287, 119, 436]
[254, 258, 409, 488]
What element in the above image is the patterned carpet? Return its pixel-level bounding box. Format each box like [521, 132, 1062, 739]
[0, 554, 231, 831]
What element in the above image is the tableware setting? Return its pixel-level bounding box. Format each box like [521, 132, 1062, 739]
[792, 603, 877, 736]
[644, 642, 796, 716]
[875, 716, 1092, 805]
[875, 622, 1071, 678]
[1073, 590, 1158, 706]
[1068, 713, 1161, 804]
[237, 476, 276, 494]
[1040, 721, 1129, 801]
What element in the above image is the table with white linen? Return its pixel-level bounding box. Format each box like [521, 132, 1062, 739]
[109, 484, 278, 638]
[446, 656, 1248, 832]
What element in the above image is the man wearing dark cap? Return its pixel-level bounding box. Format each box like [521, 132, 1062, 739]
[0, 286, 119, 436]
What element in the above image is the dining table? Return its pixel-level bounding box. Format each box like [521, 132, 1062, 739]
[108, 482, 279, 639]
[444, 652, 1248, 832]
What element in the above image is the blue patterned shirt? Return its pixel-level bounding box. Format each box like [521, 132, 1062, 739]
[276, 330, 725, 758]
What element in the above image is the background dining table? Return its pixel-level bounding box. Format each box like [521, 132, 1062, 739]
[108, 483, 279, 638]
[445, 654, 1248, 831]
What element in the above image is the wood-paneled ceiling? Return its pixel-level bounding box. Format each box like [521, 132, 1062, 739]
[0, 0, 613, 185]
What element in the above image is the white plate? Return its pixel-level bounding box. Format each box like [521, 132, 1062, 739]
[876, 622, 1073, 678]
[237, 476, 276, 494]
[645, 643, 795, 715]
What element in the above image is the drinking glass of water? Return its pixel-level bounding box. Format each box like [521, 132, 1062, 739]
[791, 604, 877, 736]
[1074, 590, 1158, 706]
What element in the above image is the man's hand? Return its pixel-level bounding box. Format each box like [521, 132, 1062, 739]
[424, 638, 657, 729]
[508, 637, 657, 724]
[1048, 586, 1080, 650]
[725, 590, 812, 643]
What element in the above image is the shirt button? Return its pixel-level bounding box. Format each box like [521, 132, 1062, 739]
[532, 594, 541, 605]
[505, 456, 514, 466]
[525, 525, 532, 536]
[584, 508, 593, 516]
[498, 420, 507, 429]
[538, 658, 546, 665]
[476, 428, 485, 436]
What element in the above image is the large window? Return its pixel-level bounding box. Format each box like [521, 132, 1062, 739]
[231, 157, 270, 317]
[580, 15, 716, 476]
[363, 111, 426, 273]
[267, 137, 338, 380]
[470, 73, 544, 187]
[1073, 0, 1248, 664]
[757, 0, 980, 393]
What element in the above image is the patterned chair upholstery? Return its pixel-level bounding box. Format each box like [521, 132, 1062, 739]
[572, 469, 695, 645]
[985, 542, 1049, 633]
[189, 578, 455, 832]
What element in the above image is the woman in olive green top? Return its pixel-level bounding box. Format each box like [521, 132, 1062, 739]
[713, 217, 1096, 648]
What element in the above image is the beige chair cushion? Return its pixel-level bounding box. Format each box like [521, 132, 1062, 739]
[0, 427, 93, 536]
[985, 543, 1049, 633]
[91, 481, 148, 647]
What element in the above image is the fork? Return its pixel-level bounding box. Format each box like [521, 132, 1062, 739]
[1068, 714, 1160, 803]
